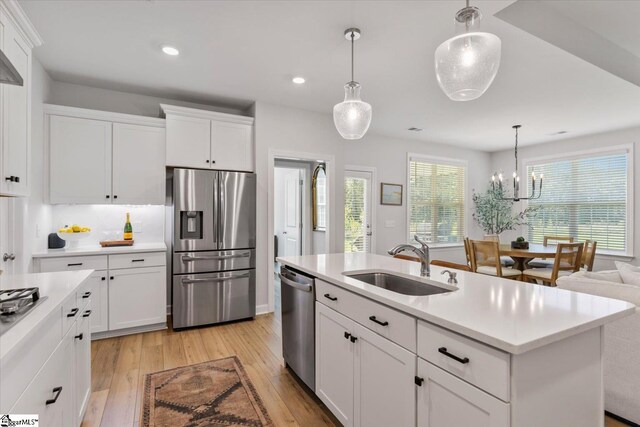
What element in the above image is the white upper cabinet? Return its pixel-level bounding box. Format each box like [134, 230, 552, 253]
[46, 105, 166, 205]
[165, 114, 210, 169]
[49, 115, 112, 204]
[112, 123, 165, 204]
[0, 2, 42, 197]
[162, 104, 254, 172]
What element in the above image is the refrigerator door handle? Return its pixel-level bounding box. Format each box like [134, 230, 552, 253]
[181, 252, 251, 262]
[181, 273, 250, 285]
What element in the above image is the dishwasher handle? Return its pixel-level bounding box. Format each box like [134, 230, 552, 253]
[279, 273, 313, 293]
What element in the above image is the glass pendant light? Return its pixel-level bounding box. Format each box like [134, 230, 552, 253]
[435, 0, 501, 101]
[334, 28, 372, 140]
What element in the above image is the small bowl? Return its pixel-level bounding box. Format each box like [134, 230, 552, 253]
[57, 231, 91, 242]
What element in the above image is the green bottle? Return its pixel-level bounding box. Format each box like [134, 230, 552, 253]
[124, 212, 133, 241]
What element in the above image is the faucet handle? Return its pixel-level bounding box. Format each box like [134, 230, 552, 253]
[414, 234, 429, 250]
[441, 269, 458, 284]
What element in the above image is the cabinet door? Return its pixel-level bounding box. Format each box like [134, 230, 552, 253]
[353, 323, 416, 427]
[75, 315, 91, 425]
[165, 114, 210, 169]
[316, 302, 355, 427]
[416, 358, 510, 427]
[11, 328, 75, 426]
[49, 115, 112, 204]
[109, 266, 166, 330]
[112, 123, 166, 204]
[210, 120, 253, 171]
[0, 19, 30, 196]
[87, 271, 108, 334]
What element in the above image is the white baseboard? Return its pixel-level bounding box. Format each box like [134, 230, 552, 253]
[91, 322, 167, 340]
[256, 304, 271, 315]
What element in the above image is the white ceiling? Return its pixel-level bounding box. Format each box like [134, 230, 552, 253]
[20, 0, 640, 151]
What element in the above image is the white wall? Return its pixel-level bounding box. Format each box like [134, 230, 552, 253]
[490, 127, 640, 270]
[343, 133, 491, 265]
[49, 80, 248, 118]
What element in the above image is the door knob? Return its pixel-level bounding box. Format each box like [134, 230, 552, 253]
[282, 231, 287, 234]
[2, 253, 15, 261]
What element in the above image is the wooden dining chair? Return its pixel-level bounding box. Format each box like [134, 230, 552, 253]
[392, 254, 421, 262]
[528, 235, 576, 268]
[581, 240, 597, 271]
[430, 259, 471, 272]
[483, 234, 500, 242]
[463, 237, 472, 267]
[482, 234, 515, 267]
[522, 242, 583, 286]
[469, 240, 522, 280]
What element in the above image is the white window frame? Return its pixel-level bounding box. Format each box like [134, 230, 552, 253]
[522, 144, 634, 257]
[406, 153, 468, 247]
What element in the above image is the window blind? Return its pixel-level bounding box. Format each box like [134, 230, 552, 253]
[526, 152, 629, 253]
[315, 171, 327, 231]
[344, 176, 368, 252]
[409, 159, 466, 244]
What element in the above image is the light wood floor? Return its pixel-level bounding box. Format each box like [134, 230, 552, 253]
[81, 313, 337, 427]
[82, 313, 628, 427]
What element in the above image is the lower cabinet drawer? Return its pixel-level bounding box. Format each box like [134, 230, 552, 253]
[109, 251, 166, 269]
[38, 255, 108, 273]
[417, 320, 510, 401]
[316, 279, 416, 352]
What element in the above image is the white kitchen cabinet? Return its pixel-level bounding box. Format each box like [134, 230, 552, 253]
[85, 270, 108, 334]
[0, 2, 41, 197]
[316, 302, 355, 427]
[353, 323, 415, 427]
[112, 123, 165, 204]
[45, 104, 166, 205]
[210, 120, 253, 171]
[109, 266, 166, 330]
[416, 358, 510, 427]
[162, 104, 254, 171]
[165, 113, 211, 169]
[49, 115, 112, 204]
[74, 314, 91, 426]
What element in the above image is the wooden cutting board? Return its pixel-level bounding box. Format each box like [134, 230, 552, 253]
[99, 240, 134, 247]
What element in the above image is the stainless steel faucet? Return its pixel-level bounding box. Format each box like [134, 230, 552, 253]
[388, 235, 431, 277]
[441, 269, 458, 285]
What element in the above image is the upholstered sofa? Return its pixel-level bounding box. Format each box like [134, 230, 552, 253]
[556, 270, 640, 425]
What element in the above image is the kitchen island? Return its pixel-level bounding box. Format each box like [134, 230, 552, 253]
[278, 253, 636, 427]
[1, 270, 93, 426]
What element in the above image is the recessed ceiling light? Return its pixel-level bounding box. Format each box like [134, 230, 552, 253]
[408, 127, 423, 132]
[162, 45, 179, 56]
[292, 76, 306, 84]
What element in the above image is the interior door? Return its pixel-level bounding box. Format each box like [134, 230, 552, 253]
[282, 168, 302, 256]
[112, 123, 165, 204]
[344, 170, 373, 253]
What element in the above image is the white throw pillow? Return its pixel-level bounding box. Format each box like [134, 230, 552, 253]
[615, 261, 640, 287]
[582, 270, 623, 283]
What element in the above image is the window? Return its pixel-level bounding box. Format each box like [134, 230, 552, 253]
[408, 156, 466, 244]
[312, 164, 327, 231]
[526, 148, 632, 255]
[344, 170, 373, 253]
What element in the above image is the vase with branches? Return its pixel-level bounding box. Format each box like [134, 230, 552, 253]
[472, 185, 540, 235]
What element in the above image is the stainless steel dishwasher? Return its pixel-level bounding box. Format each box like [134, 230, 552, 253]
[279, 265, 315, 391]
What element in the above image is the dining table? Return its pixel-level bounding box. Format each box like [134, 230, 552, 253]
[499, 243, 558, 271]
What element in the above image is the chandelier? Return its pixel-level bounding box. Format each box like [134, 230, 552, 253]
[491, 125, 543, 201]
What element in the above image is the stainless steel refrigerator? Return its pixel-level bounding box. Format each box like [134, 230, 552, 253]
[171, 168, 256, 329]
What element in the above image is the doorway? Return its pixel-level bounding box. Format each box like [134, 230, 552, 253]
[274, 161, 308, 258]
[344, 166, 376, 253]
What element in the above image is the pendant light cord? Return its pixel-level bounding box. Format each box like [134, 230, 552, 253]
[514, 126, 519, 176]
[351, 31, 355, 83]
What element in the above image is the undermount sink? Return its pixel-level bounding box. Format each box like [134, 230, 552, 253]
[344, 271, 453, 296]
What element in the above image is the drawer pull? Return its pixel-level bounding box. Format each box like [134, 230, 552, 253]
[131, 259, 145, 262]
[110, 276, 114, 280]
[369, 315, 389, 326]
[75, 333, 84, 340]
[438, 347, 470, 364]
[344, 331, 351, 340]
[324, 293, 338, 301]
[101, 276, 106, 281]
[45, 386, 63, 405]
[67, 308, 79, 317]
[82, 291, 91, 298]
[414, 376, 424, 386]
[350, 335, 358, 343]
[67, 262, 83, 267]
[83, 310, 92, 318]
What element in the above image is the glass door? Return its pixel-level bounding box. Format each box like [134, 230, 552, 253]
[344, 170, 373, 253]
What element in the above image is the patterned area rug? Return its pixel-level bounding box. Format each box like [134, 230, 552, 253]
[142, 356, 273, 426]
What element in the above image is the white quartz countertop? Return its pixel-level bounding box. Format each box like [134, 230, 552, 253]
[0, 270, 93, 360]
[32, 242, 167, 258]
[277, 253, 636, 354]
